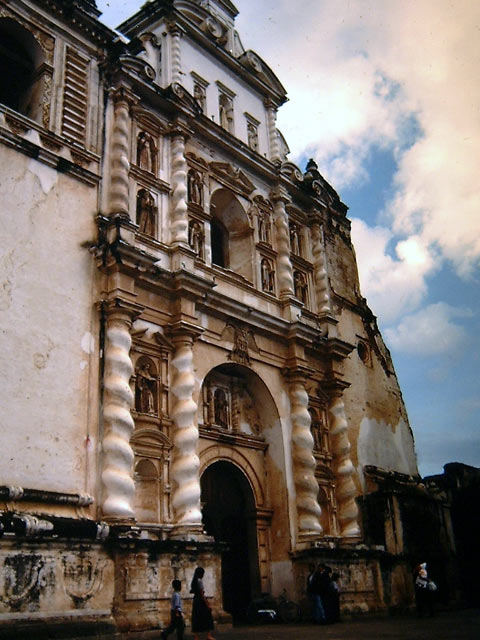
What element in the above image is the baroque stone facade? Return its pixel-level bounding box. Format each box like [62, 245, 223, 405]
[0, 0, 456, 636]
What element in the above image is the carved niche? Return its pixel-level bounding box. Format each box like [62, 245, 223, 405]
[294, 270, 308, 305]
[136, 188, 157, 237]
[136, 131, 158, 174]
[135, 357, 158, 415]
[188, 219, 204, 258]
[201, 368, 263, 437]
[260, 258, 275, 294]
[187, 168, 204, 206]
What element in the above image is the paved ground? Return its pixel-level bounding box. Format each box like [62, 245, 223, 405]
[184, 609, 480, 640]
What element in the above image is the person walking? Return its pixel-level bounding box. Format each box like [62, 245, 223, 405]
[190, 566, 215, 640]
[161, 579, 185, 640]
[310, 564, 327, 625]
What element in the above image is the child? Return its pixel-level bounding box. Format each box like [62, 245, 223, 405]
[161, 579, 185, 640]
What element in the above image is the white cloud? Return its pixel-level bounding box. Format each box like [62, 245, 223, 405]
[350, 218, 436, 324]
[384, 302, 471, 356]
[237, 0, 480, 277]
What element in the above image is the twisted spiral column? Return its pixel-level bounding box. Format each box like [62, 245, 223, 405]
[289, 375, 322, 537]
[170, 131, 189, 247]
[265, 99, 281, 163]
[170, 333, 202, 532]
[170, 25, 183, 84]
[109, 90, 132, 216]
[101, 303, 140, 519]
[328, 395, 360, 537]
[311, 222, 332, 314]
[272, 189, 294, 298]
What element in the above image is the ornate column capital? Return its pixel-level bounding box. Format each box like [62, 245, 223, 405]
[269, 184, 290, 204]
[108, 85, 139, 108]
[102, 297, 144, 324]
[165, 21, 186, 37]
[166, 320, 205, 344]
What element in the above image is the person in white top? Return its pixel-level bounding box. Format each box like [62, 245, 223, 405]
[162, 579, 185, 640]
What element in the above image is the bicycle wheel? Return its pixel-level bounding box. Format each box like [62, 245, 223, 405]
[277, 599, 301, 623]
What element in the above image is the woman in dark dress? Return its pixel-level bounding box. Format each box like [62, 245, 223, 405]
[190, 567, 215, 640]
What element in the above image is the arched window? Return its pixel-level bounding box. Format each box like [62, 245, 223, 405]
[0, 19, 47, 124]
[209, 188, 253, 280]
[211, 218, 229, 267]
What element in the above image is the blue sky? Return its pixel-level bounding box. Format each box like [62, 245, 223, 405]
[96, 0, 480, 477]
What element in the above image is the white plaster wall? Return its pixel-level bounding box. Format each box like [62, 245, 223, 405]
[0, 148, 99, 494]
[181, 39, 269, 155]
[357, 417, 418, 487]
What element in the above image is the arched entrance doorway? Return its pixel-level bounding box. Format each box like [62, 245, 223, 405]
[201, 461, 258, 621]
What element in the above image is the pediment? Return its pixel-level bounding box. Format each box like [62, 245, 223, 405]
[209, 161, 255, 194]
[118, 54, 156, 82]
[132, 106, 168, 135]
[238, 50, 287, 100]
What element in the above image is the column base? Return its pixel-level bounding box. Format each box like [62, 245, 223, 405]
[169, 524, 212, 542]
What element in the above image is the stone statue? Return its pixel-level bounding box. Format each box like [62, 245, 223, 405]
[193, 83, 206, 112]
[137, 132, 156, 174]
[214, 388, 229, 427]
[188, 220, 204, 257]
[137, 189, 156, 236]
[219, 95, 234, 133]
[136, 362, 157, 414]
[258, 210, 271, 244]
[290, 223, 300, 255]
[261, 259, 275, 293]
[294, 271, 308, 304]
[247, 122, 259, 151]
[187, 169, 203, 206]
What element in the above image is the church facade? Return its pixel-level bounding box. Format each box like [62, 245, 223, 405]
[0, 0, 455, 635]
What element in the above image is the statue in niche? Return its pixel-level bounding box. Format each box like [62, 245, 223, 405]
[136, 189, 156, 236]
[261, 258, 275, 294]
[137, 132, 156, 174]
[188, 220, 204, 257]
[214, 388, 229, 427]
[219, 94, 234, 133]
[309, 411, 323, 451]
[187, 169, 203, 206]
[289, 223, 301, 255]
[136, 362, 157, 414]
[258, 210, 271, 244]
[247, 122, 259, 151]
[294, 271, 308, 304]
[193, 83, 206, 112]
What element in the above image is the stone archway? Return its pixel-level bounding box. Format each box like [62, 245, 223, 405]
[200, 461, 258, 622]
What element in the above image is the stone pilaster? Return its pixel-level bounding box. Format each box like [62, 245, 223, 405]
[271, 186, 294, 299]
[108, 88, 135, 217]
[328, 393, 360, 537]
[285, 368, 322, 542]
[101, 298, 143, 521]
[169, 323, 204, 538]
[264, 98, 281, 164]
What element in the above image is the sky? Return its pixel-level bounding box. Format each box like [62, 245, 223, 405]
[96, 0, 480, 478]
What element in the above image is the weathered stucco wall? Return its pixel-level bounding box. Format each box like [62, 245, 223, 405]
[0, 146, 100, 495]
